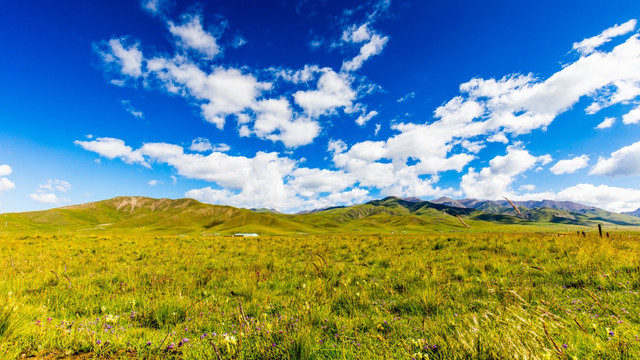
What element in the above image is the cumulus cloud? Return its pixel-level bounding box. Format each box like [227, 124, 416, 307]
[146, 58, 270, 129]
[517, 184, 640, 213]
[460, 146, 544, 199]
[252, 98, 321, 147]
[148, 180, 160, 186]
[596, 117, 616, 129]
[573, 19, 637, 55]
[97, 38, 144, 78]
[590, 140, 640, 177]
[622, 105, 640, 124]
[74, 137, 149, 167]
[76, 137, 367, 212]
[293, 70, 356, 117]
[169, 14, 220, 59]
[29, 193, 63, 205]
[0, 165, 15, 193]
[550, 155, 590, 175]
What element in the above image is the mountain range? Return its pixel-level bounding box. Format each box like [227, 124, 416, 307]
[1, 196, 639, 235]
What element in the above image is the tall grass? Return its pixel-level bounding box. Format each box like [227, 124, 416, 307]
[0, 232, 639, 358]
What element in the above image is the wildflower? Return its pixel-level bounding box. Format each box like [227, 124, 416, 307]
[609, 331, 615, 336]
[563, 344, 568, 349]
[146, 341, 151, 346]
[272, 343, 277, 347]
[201, 333, 208, 339]
[167, 343, 175, 350]
[96, 340, 102, 345]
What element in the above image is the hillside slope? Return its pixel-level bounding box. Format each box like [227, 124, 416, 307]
[1, 196, 639, 234]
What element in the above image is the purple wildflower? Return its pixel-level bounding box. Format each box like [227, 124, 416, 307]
[562, 344, 568, 349]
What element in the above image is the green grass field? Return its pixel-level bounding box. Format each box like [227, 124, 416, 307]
[1, 231, 640, 359]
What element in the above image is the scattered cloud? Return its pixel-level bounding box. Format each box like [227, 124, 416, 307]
[293, 70, 356, 118]
[355, 110, 378, 126]
[573, 19, 637, 55]
[121, 100, 144, 119]
[189, 138, 231, 153]
[30, 179, 72, 205]
[29, 193, 64, 205]
[96, 38, 144, 78]
[0, 165, 15, 193]
[141, 0, 170, 16]
[622, 105, 640, 124]
[374, 123, 381, 135]
[596, 117, 616, 129]
[232, 35, 247, 48]
[148, 180, 160, 186]
[590, 140, 640, 177]
[341, 23, 389, 72]
[397, 92, 415, 103]
[39, 179, 72, 193]
[74, 137, 149, 167]
[550, 155, 590, 175]
[169, 14, 220, 59]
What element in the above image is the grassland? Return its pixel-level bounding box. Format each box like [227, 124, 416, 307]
[1, 231, 640, 359]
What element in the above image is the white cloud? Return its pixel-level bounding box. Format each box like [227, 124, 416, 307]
[99, 38, 144, 78]
[189, 137, 213, 152]
[550, 155, 590, 175]
[122, 100, 144, 119]
[519, 184, 536, 191]
[355, 110, 378, 126]
[460, 146, 542, 199]
[341, 23, 389, 72]
[146, 58, 270, 129]
[252, 98, 321, 147]
[189, 138, 230, 153]
[0, 165, 12, 177]
[141, 0, 168, 15]
[573, 19, 637, 56]
[397, 92, 415, 103]
[169, 14, 220, 59]
[538, 154, 553, 165]
[39, 179, 72, 193]
[596, 117, 616, 129]
[622, 105, 640, 124]
[29, 193, 62, 205]
[374, 123, 381, 135]
[74, 137, 149, 167]
[520, 184, 640, 213]
[590, 140, 640, 177]
[0, 177, 15, 192]
[30, 180, 72, 205]
[148, 180, 159, 186]
[293, 70, 356, 117]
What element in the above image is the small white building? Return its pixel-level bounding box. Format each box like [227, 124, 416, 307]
[233, 233, 259, 237]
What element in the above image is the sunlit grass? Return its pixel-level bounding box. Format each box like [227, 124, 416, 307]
[1, 232, 639, 358]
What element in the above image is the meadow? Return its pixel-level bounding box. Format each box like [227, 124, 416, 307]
[1, 231, 639, 359]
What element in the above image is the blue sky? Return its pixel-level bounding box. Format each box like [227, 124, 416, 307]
[2, 0, 640, 213]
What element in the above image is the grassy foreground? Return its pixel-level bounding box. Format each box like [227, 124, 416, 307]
[1, 232, 639, 359]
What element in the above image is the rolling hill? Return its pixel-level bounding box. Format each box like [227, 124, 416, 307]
[1, 195, 639, 235]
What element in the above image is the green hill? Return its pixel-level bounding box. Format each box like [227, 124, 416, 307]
[1, 195, 639, 234]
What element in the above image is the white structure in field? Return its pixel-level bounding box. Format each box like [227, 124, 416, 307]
[233, 233, 259, 237]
